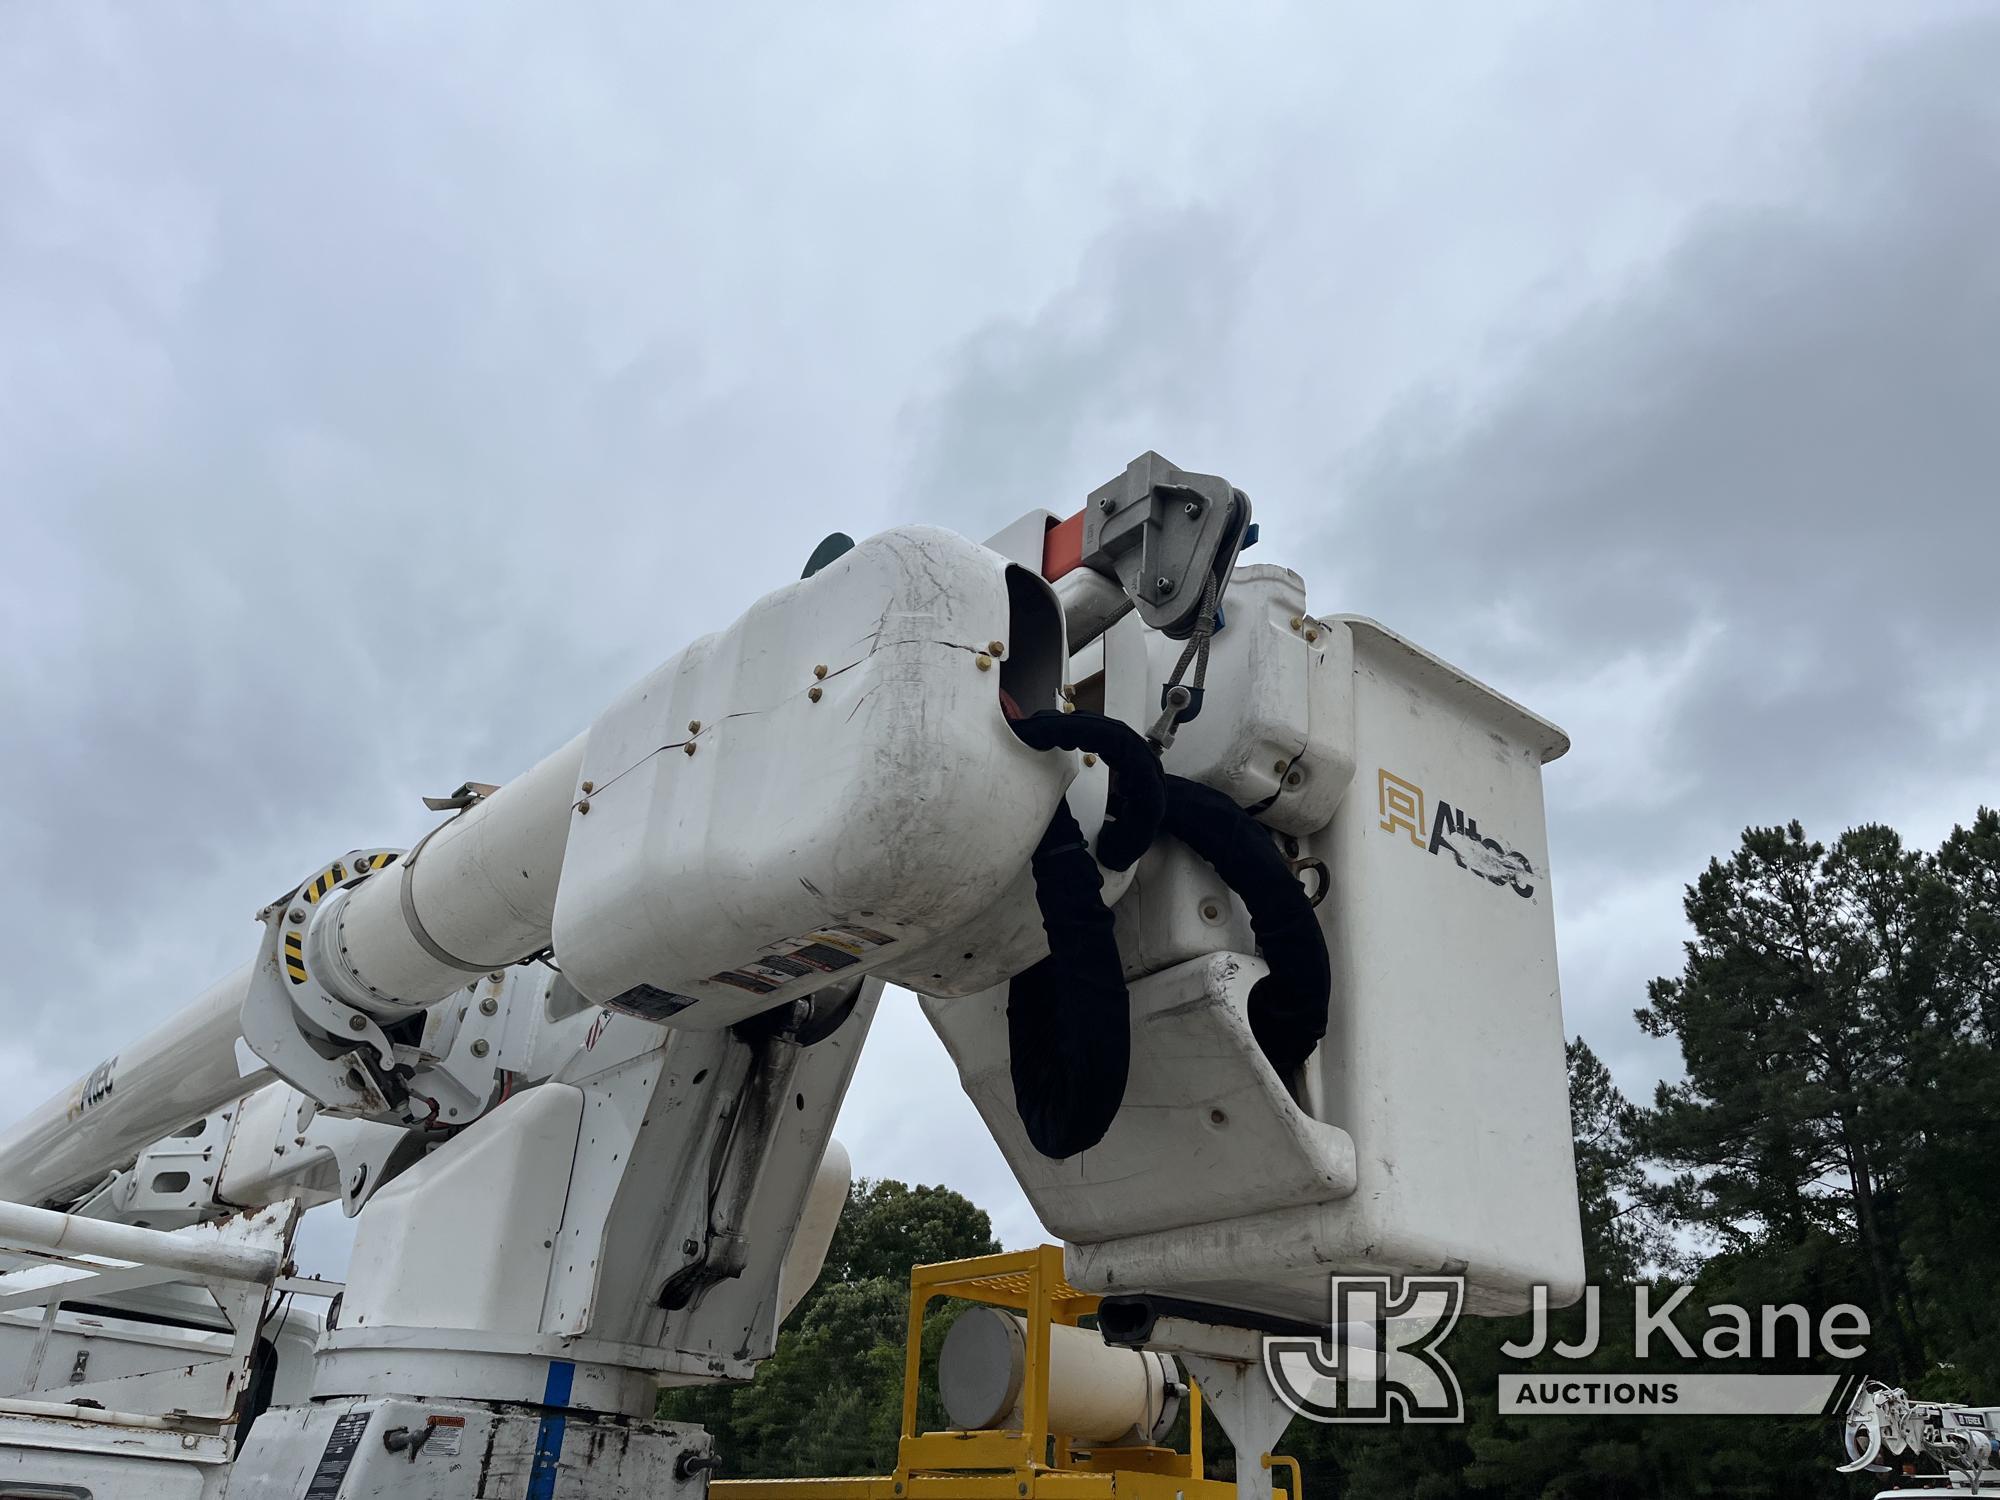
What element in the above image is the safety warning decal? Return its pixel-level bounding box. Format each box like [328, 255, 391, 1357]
[708, 924, 897, 996]
[304, 1409, 372, 1499]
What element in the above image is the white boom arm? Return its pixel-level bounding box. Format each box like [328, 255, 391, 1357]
[0, 454, 1585, 1500]
[1840, 1380, 2000, 1495]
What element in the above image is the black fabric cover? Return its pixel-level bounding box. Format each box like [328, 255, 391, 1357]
[1161, 774, 1331, 1082]
[1007, 798, 1129, 1159]
[1007, 710, 1164, 872]
[1002, 711, 1330, 1159]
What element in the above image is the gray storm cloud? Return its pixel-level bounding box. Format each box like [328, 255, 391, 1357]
[4, 4, 1993, 1264]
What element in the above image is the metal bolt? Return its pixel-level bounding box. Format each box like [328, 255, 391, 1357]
[808, 685, 823, 702]
[988, 639, 1005, 656]
[577, 799, 591, 814]
[348, 1015, 367, 1032]
[1060, 699, 1075, 713]
[684, 741, 698, 756]
[688, 719, 701, 734]
[1275, 759, 1288, 774]
[1209, 1108, 1228, 1126]
[813, 663, 828, 680]
[975, 653, 993, 671]
[683, 1238, 700, 1256]
[1305, 629, 1319, 643]
[1156, 576, 1174, 595]
[1286, 770, 1303, 786]
[288, 909, 306, 925]
[1290, 616, 1303, 631]
[580, 779, 594, 794]
[1100, 495, 1116, 512]
[1061, 683, 1077, 702]
[1201, 900, 1222, 921]
[479, 996, 498, 1016]
[1184, 499, 1201, 516]
[471, 1039, 490, 1057]
[1083, 753, 1098, 767]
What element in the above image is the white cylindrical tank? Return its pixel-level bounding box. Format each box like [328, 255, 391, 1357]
[0, 965, 269, 1207]
[937, 1306, 1180, 1445]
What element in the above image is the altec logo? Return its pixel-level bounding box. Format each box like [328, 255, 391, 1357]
[1377, 768, 1536, 899]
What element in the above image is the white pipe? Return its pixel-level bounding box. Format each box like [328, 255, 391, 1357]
[0, 965, 269, 1207]
[0, 1395, 229, 1431]
[1053, 567, 1130, 651]
[316, 734, 586, 1014]
[0, 1201, 281, 1285]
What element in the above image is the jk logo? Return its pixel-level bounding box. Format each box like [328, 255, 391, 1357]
[1263, 1276, 1466, 1424]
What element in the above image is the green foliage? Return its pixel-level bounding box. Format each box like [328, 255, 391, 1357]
[817, 1179, 1003, 1293]
[663, 808, 2000, 1498]
[658, 1178, 998, 1477]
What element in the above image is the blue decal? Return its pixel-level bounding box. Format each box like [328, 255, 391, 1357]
[526, 1360, 575, 1499]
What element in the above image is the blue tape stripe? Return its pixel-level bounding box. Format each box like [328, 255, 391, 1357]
[527, 1359, 575, 1500]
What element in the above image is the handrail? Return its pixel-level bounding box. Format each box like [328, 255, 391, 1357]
[1262, 1452, 1302, 1500]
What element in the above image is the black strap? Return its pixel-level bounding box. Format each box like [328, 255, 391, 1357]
[1008, 710, 1164, 872]
[1007, 799, 1130, 1159]
[1161, 774, 1331, 1083]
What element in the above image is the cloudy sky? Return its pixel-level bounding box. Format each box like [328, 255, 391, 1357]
[3, 4, 1995, 1275]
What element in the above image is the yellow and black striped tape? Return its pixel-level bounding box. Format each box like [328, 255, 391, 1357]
[298, 851, 400, 906]
[300, 860, 346, 905]
[283, 849, 402, 985]
[282, 929, 308, 985]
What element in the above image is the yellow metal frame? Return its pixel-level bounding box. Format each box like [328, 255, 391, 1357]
[713, 1246, 1296, 1500]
